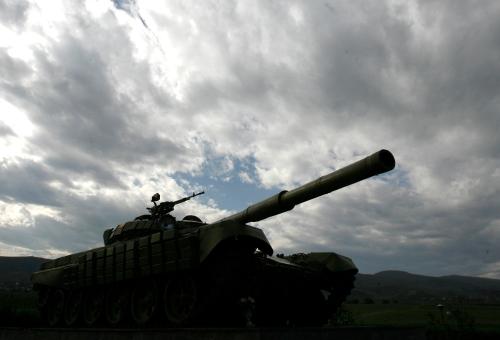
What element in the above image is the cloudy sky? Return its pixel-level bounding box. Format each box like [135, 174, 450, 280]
[1, 0, 499, 278]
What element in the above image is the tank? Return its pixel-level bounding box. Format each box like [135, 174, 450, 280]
[32, 149, 395, 327]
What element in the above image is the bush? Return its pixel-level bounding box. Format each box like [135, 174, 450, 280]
[330, 307, 355, 326]
[363, 297, 374, 304]
[427, 301, 476, 333]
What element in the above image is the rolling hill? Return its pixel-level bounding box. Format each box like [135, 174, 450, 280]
[351, 270, 500, 304]
[0, 256, 47, 289]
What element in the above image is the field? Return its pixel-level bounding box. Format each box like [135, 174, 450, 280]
[0, 291, 40, 327]
[344, 303, 500, 332]
[1, 291, 500, 333]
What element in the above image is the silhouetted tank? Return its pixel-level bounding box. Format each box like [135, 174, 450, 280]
[32, 149, 395, 327]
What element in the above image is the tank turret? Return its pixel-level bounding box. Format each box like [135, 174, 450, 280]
[104, 191, 205, 245]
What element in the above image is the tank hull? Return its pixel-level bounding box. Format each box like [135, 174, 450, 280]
[32, 220, 356, 327]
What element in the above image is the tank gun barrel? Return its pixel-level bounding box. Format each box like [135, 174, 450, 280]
[217, 149, 395, 224]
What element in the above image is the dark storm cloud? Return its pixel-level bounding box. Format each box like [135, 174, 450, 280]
[0, 0, 29, 29]
[0, 51, 31, 82]
[0, 122, 14, 137]
[0, 160, 62, 206]
[277, 1, 500, 141]
[1, 8, 195, 183]
[0, 193, 145, 253]
[314, 9, 412, 118]
[27, 39, 152, 163]
[401, 2, 500, 157]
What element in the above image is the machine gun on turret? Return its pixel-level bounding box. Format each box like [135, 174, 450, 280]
[147, 191, 205, 221]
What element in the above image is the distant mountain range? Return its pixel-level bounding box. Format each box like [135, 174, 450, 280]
[1, 257, 500, 304]
[351, 270, 500, 304]
[0, 256, 47, 289]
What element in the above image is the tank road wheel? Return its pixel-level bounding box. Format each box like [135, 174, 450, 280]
[83, 289, 104, 326]
[46, 289, 65, 326]
[64, 290, 83, 326]
[105, 287, 129, 326]
[163, 276, 199, 325]
[130, 280, 158, 325]
[294, 288, 329, 327]
[37, 286, 50, 309]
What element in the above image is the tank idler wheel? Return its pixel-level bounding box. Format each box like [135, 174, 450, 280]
[105, 287, 129, 326]
[327, 272, 356, 320]
[295, 289, 329, 326]
[130, 280, 158, 325]
[163, 276, 198, 325]
[64, 290, 83, 326]
[46, 289, 65, 327]
[83, 290, 104, 326]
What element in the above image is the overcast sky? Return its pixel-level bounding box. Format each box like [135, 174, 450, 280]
[1, 0, 499, 278]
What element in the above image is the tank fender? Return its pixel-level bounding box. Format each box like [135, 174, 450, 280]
[286, 252, 358, 273]
[31, 264, 78, 288]
[198, 220, 273, 262]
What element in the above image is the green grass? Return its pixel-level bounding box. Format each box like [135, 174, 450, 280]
[0, 291, 40, 327]
[345, 303, 433, 326]
[344, 303, 500, 331]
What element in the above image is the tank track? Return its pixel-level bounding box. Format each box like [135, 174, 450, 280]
[36, 257, 355, 328]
